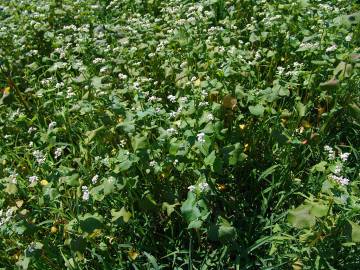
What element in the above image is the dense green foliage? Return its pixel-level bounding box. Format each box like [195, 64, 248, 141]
[0, 0, 360, 269]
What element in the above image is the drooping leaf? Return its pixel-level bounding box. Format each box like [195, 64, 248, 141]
[131, 134, 148, 151]
[309, 202, 328, 217]
[204, 150, 216, 166]
[84, 126, 105, 145]
[288, 204, 316, 229]
[311, 161, 327, 172]
[103, 177, 116, 195]
[249, 104, 265, 117]
[111, 207, 132, 223]
[218, 217, 236, 242]
[79, 213, 103, 233]
[181, 192, 201, 223]
[161, 202, 179, 216]
[349, 221, 360, 242]
[188, 219, 203, 229]
[59, 173, 79, 187]
[144, 252, 160, 270]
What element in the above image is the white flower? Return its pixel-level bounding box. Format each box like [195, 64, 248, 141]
[299, 42, 318, 50]
[169, 111, 177, 118]
[330, 174, 350, 186]
[28, 126, 37, 134]
[324, 145, 335, 160]
[345, 34, 352, 42]
[179, 97, 188, 103]
[93, 58, 105, 64]
[82, 186, 90, 201]
[173, 159, 178, 165]
[66, 87, 75, 99]
[9, 173, 18, 184]
[120, 139, 127, 147]
[54, 147, 63, 159]
[334, 164, 342, 175]
[180, 61, 187, 68]
[167, 95, 176, 103]
[207, 113, 214, 121]
[100, 66, 108, 73]
[197, 132, 205, 143]
[340, 152, 350, 162]
[199, 182, 210, 191]
[91, 175, 99, 184]
[149, 160, 157, 167]
[188, 185, 196, 192]
[277, 66, 285, 75]
[325, 44, 337, 52]
[55, 82, 64, 89]
[48, 121, 57, 129]
[199, 101, 209, 107]
[166, 128, 177, 135]
[5, 208, 13, 218]
[118, 73, 128, 80]
[133, 82, 140, 89]
[148, 96, 157, 102]
[33, 150, 45, 164]
[29, 175, 38, 184]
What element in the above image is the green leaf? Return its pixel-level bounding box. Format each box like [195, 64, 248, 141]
[181, 192, 201, 223]
[79, 213, 103, 233]
[91, 76, 105, 89]
[349, 221, 360, 242]
[16, 257, 31, 270]
[288, 204, 316, 229]
[111, 207, 132, 223]
[296, 102, 306, 117]
[227, 143, 241, 166]
[70, 237, 86, 253]
[278, 85, 290, 97]
[103, 177, 116, 195]
[60, 173, 79, 187]
[114, 160, 132, 172]
[204, 150, 216, 166]
[309, 202, 328, 217]
[144, 252, 160, 270]
[348, 102, 360, 122]
[218, 217, 236, 242]
[47, 62, 66, 72]
[169, 142, 179, 155]
[84, 126, 105, 145]
[188, 219, 203, 229]
[249, 32, 259, 43]
[5, 183, 18, 194]
[131, 134, 148, 151]
[90, 185, 105, 201]
[249, 104, 265, 117]
[161, 202, 178, 216]
[311, 161, 327, 172]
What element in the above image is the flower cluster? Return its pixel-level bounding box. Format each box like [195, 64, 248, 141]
[324, 145, 351, 186]
[0, 207, 14, 226]
[82, 186, 90, 201]
[188, 182, 210, 192]
[32, 150, 45, 165]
